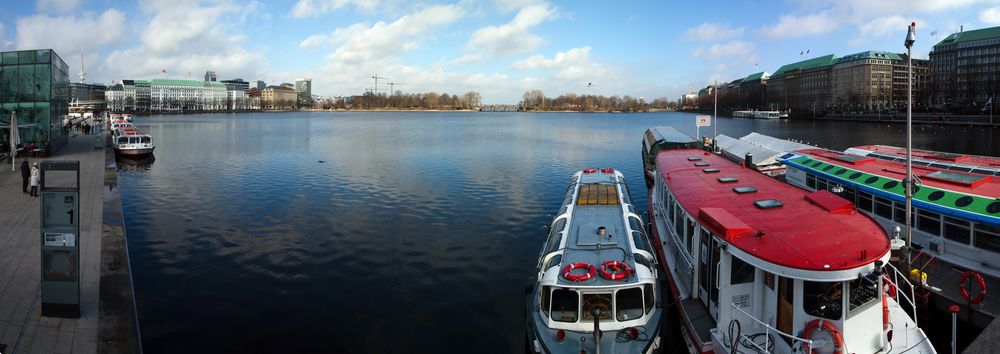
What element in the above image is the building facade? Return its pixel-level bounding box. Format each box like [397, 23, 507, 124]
[891, 54, 929, 110]
[739, 71, 769, 110]
[830, 51, 930, 112]
[262, 85, 297, 109]
[929, 25, 1000, 110]
[767, 54, 837, 112]
[221, 78, 250, 92]
[0, 49, 70, 151]
[255, 80, 265, 90]
[295, 78, 312, 107]
[204, 71, 217, 82]
[149, 79, 227, 112]
[69, 82, 106, 102]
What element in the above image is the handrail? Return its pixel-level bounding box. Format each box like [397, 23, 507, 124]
[655, 201, 696, 272]
[729, 302, 814, 353]
[883, 262, 920, 327]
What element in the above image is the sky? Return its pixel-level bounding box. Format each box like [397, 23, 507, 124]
[2, 0, 1000, 104]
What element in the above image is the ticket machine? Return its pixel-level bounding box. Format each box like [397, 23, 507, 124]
[39, 161, 80, 318]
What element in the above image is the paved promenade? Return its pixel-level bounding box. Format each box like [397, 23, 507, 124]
[0, 132, 133, 354]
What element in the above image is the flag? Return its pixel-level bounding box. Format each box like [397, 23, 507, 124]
[800, 51, 804, 55]
[161, 69, 167, 74]
[806, 49, 810, 54]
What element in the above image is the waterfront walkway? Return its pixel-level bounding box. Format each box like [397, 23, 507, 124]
[0, 132, 134, 354]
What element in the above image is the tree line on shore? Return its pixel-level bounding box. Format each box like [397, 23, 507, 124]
[319, 91, 483, 110]
[519, 90, 676, 112]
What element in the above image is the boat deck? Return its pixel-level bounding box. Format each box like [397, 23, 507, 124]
[679, 298, 716, 344]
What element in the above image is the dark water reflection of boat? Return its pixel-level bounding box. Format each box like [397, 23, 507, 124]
[116, 155, 155, 171]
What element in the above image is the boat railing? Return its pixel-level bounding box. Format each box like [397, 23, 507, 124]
[662, 219, 695, 292]
[727, 302, 813, 354]
[883, 262, 920, 327]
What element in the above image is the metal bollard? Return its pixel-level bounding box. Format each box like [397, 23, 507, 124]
[949, 304, 960, 354]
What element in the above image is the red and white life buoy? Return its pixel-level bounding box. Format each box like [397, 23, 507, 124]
[598, 260, 633, 280]
[959, 271, 987, 305]
[562, 262, 596, 282]
[801, 319, 844, 354]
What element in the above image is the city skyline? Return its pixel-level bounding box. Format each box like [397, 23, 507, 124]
[2, 0, 1000, 103]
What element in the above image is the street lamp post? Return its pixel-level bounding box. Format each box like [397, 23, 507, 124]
[904, 22, 916, 272]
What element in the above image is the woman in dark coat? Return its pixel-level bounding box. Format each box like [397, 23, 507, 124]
[20, 159, 29, 193]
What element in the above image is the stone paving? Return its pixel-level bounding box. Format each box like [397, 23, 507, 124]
[0, 133, 105, 354]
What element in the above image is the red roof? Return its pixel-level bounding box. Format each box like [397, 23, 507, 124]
[805, 190, 854, 214]
[657, 150, 889, 271]
[853, 145, 1000, 167]
[797, 148, 1000, 196]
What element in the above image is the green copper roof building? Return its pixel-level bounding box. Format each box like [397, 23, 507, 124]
[771, 54, 837, 78]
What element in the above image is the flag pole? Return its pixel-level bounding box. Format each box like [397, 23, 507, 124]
[904, 22, 916, 273]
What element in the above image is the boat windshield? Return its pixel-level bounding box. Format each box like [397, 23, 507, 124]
[140, 136, 151, 144]
[551, 288, 578, 323]
[544, 286, 648, 323]
[803, 281, 843, 320]
[848, 277, 879, 316]
[117, 137, 127, 144]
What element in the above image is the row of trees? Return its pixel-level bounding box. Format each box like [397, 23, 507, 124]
[519, 90, 676, 112]
[319, 91, 483, 110]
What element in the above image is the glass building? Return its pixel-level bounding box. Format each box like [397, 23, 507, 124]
[1, 49, 70, 152]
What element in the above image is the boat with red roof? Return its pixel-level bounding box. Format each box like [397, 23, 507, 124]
[645, 129, 934, 354]
[112, 123, 154, 158]
[779, 146, 1000, 330]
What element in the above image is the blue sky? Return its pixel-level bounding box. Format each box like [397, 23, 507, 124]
[2, 0, 1000, 103]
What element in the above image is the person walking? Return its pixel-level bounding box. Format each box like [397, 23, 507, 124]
[20, 159, 29, 194]
[29, 162, 40, 197]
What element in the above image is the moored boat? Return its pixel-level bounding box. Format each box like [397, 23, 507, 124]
[778, 147, 1000, 329]
[526, 168, 664, 354]
[647, 145, 934, 354]
[112, 126, 154, 158]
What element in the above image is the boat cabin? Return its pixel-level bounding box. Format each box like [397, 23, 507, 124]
[642, 127, 701, 187]
[529, 169, 662, 354]
[650, 149, 931, 354]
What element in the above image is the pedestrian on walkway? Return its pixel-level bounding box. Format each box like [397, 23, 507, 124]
[29, 162, 40, 197]
[20, 159, 29, 194]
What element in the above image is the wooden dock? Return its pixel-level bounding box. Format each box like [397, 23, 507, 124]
[0, 132, 140, 353]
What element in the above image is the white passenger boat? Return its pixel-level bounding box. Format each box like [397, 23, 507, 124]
[112, 125, 154, 158]
[527, 168, 664, 354]
[732, 110, 783, 119]
[647, 141, 935, 354]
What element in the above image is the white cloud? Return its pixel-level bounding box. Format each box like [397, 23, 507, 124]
[685, 22, 744, 41]
[759, 11, 839, 39]
[981, 6, 1000, 25]
[0, 23, 11, 51]
[512, 46, 610, 81]
[36, 0, 82, 13]
[289, 0, 382, 18]
[495, 0, 541, 13]
[849, 15, 925, 46]
[300, 4, 463, 62]
[456, 3, 555, 63]
[16, 9, 125, 55]
[692, 41, 756, 61]
[104, 0, 265, 80]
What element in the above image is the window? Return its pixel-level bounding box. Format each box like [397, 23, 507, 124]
[540, 286, 551, 318]
[803, 281, 843, 320]
[616, 288, 645, 321]
[644, 284, 655, 314]
[893, 202, 907, 223]
[674, 205, 684, 236]
[974, 223, 1000, 253]
[685, 218, 696, 251]
[848, 278, 878, 316]
[551, 288, 579, 322]
[807, 173, 817, 189]
[582, 293, 613, 321]
[875, 196, 893, 218]
[917, 209, 941, 236]
[943, 216, 971, 244]
[858, 192, 873, 212]
[730, 256, 755, 284]
[667, 194, 675, 221]
[632, 231, 651, 253]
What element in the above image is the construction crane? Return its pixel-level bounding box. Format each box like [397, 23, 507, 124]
[371, 74, 389, 95]
[388, 82, 405, 95]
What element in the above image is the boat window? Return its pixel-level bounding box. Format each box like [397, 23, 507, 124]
[733, 186, 757, 194]
[543, 255, 562, 271]
[117, 137, 127, 144]
[857, 192, 873, 212]
[632, 231, 651, 253]
[558, 205, 568, 216]
[540, 286, 551, 318]
[943, 216, 971, 244]
[928, 191, 945, 201]
[616, 288, 644, 321]
[582, 293, 613, 321]
[562, 194, 573, 206]
[803, 281, 843, 320]
[917, 209, 941, 236]
[753, 199, 783, 209]
[633, 253, 652, 271]
[674, 205, 684, 236]
[893, 202, 906, 223]
[973, 223, 1000, 253]
[628, 216, 642, 233]
[848, 278, 878, 316]
[874, 196, 893, 219]
[551, 288, 579, 322]
[667, 194, 675, 221]
[730, 256, 755, 284]
[129, 137, 138, 144]
[141, 137, 151, 144]
[816, 176, 828, 191]
[551, 218, 567, 234]
[642, 284, 656, 315]
[621, 184, 632, 205]
[685, 218, 696, 251]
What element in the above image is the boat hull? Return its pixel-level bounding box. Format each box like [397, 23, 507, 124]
[115, 147, 155, 158]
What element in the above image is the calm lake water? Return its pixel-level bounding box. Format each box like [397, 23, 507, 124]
[118, 111, 998, 353]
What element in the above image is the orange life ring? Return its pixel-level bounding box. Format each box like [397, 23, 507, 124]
[45, 252, 77, 281]
[882, 275, 897, 298]
[598, 260, 633, 280]
[959, 271, 987, 304]
[563, 262, 596, 282]
[882, 294, 890, 330]
[800, 319, 844, 354]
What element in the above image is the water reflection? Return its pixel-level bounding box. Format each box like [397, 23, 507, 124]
[119, 112, 995, 353]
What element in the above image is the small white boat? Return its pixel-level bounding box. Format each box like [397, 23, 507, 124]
[112, 126, 154, 158]
[733, 110, 783, 119]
